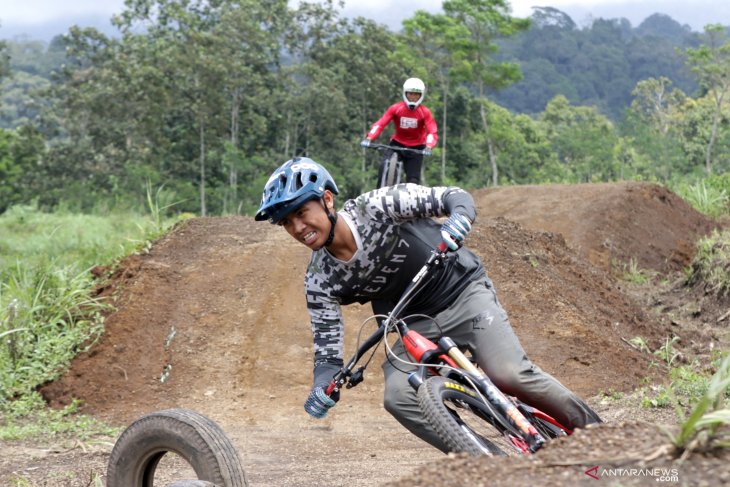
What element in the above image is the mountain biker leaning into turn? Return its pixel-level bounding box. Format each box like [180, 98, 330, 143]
[254, 157, 602, 453]
[361, 77, 438, 186]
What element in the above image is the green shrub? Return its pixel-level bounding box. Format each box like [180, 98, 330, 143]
[670, 354, 730, 453]
[0, 264, 108, 402]
[686, 229, 730, 298]
[672, 177, 730, 217]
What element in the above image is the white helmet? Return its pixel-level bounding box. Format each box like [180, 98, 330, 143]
[403, 77, 426, 110]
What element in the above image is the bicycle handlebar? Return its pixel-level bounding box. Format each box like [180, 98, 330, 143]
[365, 142, 432, 156]
[325, 242, 449, 396]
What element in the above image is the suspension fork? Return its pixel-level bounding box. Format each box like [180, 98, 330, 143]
[425, 336, 547, 453]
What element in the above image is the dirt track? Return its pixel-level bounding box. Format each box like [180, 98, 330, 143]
[2, 181, 728, 486]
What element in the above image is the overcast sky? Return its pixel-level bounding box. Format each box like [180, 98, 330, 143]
[1, 0, 728, 40]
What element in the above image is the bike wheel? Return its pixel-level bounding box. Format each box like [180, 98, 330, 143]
[106, 408, 248, 487]
[379, 151, 402, 188]
[418, 376, 516, 456]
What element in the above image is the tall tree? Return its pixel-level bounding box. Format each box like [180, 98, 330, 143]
[115, 0, 236, 215]
[541, 95, 620, 182]
[308, 16, 407, 192]
[208, 0, 289, 213]
[685, 24, 730, 174]
[443, 0, 529, 186]
[402, 11, 472, 183]
[627, 77, 688, 179]
[630, 77, 686, 135]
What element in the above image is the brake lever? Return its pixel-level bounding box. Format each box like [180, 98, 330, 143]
[346, 366, 365, 389]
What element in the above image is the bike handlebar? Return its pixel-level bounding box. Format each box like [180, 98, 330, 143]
[365, 142, 432, 156]
[325, 242, 449, 396]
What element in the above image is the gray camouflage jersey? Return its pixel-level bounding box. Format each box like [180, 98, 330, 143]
[305, 183, 486, 373]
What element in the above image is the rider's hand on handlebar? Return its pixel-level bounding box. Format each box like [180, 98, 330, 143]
[440, 213, 472, 251]
[423, 147, 432, 156]
[360, 139, 371, 148]
[304, 386, 337, 419]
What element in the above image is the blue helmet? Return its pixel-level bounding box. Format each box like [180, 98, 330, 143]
[255, 157, 339, 224]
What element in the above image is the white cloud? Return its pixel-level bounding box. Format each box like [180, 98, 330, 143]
[0, 0, 727, 33]
[0, 0, 126, 25]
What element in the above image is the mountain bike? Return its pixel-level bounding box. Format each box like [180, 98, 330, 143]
[365, 142, 431, 188]
[324, 241, 572, 456]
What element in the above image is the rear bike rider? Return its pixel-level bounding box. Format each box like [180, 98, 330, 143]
[254, 157, 602, 453]
[361, 77, 438, 187]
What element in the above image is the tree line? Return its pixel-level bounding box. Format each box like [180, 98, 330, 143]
[0, 0, 729, 217]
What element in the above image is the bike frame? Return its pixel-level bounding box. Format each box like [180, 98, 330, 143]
[325, 242, 571, 455]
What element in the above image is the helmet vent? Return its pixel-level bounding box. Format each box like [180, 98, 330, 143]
[277, 174, 287, 197]
[295, 172, 305, 190]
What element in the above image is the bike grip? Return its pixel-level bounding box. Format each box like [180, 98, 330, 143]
[436, 241, 448, 252]
[325, 380, 337, 396]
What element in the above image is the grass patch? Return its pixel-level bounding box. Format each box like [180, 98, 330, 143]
[629, 335, 721, 411]
[0, 392, 119, 441]
[672, 177, 730, 218]
[641, 362, 714, 409]
[0, 204, 160, 275]
[1, 264, 108, 402]
[0, 202, 182, 438]
[621, 257, 655, 284]
[685, 228, 730, 298]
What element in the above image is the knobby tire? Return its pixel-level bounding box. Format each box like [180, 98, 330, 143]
[106, 408, 248, 487]
[418, 376, 511, 456]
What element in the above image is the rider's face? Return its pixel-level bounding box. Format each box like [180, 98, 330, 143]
[406, 91, 421, 102]
[279, 192, 334, 250]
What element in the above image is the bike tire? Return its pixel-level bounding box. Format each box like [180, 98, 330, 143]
[379, 151, 402, 188]
[106, 408, 248, 487]
[418, 376, 512, 456]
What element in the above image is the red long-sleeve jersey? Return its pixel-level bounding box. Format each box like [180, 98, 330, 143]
[367, 101, 438, 148]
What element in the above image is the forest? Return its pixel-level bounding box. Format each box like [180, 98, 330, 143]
[1, 0, 730, 217]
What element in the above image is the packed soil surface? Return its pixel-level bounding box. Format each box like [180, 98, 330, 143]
[2, 181, 729, 486]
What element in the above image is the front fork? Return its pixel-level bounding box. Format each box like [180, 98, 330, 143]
[408, 334, 546, 453]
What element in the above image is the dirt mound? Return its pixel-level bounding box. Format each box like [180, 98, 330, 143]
[389, 421, 730, 486]
[30, 181, 723, 486]
[473, 182, 716, 273]
[40, 182, 709, 423]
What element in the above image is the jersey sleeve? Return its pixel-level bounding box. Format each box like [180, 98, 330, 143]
[367, 103, 398, 141]
[423, 107, 439, 148]
[304, 258, 345, 369]
[348, 183, 474, 223]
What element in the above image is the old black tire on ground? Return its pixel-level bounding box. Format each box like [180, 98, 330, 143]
[107, 408, 248, 487]
[418, 376, 510, 456]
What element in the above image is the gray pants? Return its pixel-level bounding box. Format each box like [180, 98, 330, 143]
[382, 278, 602, 452]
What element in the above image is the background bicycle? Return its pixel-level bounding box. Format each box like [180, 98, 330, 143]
[363, 142, 432, 188]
